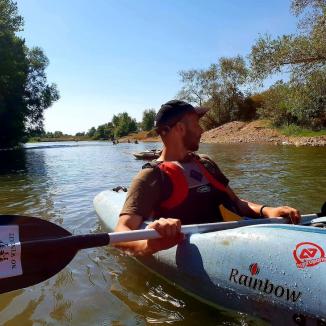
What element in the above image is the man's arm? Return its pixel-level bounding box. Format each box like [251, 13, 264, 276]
[114, 214, 148, 254]
[114, 167, 183, 255]
[225, 186, 301, 223]
[114, 214, 183, 255]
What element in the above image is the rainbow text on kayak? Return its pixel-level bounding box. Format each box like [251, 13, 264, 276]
[229, 267, 302, 303]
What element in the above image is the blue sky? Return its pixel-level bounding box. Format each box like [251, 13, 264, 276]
[16, 0, 298, 134]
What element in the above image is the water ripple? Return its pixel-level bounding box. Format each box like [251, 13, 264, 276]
[0, 141, 324, 325]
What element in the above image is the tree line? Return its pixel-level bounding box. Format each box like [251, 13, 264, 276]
[1, 0, 325, 148]
[84, 109, 156, 140]
[33, 109, 157, 141]
[177, 0, 325, 131]
[0, 0, 59, 148]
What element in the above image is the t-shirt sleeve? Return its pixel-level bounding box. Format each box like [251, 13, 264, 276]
[120, 168, 162, 220]
[199, 154, 229, 187]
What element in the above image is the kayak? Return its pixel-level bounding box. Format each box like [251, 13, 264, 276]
[93, 190, 326, 325]
[132, 149, 160, 160]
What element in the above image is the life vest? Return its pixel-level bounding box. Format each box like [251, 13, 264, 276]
[145, 157, 240, 224]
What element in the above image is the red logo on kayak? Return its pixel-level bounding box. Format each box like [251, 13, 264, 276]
[293, 242, 326, 269]
[249, 263, 260, 275]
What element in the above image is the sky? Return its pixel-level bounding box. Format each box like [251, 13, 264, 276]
[16, 0, 298, 134]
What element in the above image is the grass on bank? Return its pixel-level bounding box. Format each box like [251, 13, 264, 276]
[28, 130, 159, 143]
[27, 122, 325, 143]
[28, 135, 92, 142]
[278, 124, 326, 137]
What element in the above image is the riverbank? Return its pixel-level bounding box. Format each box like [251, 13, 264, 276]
[200, 121, 326, 146]
[118, 130, 160, 143]
[26, 121, 325, 147]
[119, 120, 325, 146]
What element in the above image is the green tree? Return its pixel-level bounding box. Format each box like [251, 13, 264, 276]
[257, 81, 295, 126]
[0, 32, 28, 147]
[87, 127, 96, 138]
[289, 70, 326, 128]
[24, 47, 59, 133]
[141, 109, 156, 131]
[112, 112, 137, 138]
[250, 0, 326, 81]
[53, 131, 63, 138]
[218, 56, 250, 121]
[250, 0, 326, 129]
[177, 56, 253, 129]
[177, 68, 217, 106]
[0, 0, 59, 148]
[177, 65, 224, 129]
[0, 0, 24, 33]
[93, 123, 114, 140]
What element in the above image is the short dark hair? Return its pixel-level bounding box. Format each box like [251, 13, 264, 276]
[155, 100, 208, 134]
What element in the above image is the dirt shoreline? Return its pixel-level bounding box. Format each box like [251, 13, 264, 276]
[119, 120, 326, 146]
[120, 120, 326, 147]
[200, 121, 326, 147]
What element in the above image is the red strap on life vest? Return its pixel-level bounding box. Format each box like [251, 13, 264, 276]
[158, 162, 188, 209]
[193, 159, 227, 193]
[157, 158, 227, 210]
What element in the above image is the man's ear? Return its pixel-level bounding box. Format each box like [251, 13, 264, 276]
[175, 121, 186, 135]
[160, 126, 171, 136]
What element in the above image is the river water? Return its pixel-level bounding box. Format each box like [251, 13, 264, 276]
[0, 141, 325, 325]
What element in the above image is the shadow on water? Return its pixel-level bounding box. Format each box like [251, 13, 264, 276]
[0, 149, 27, 174]
[25, 144, 79, 150]
[108, 243, 262, 325]
[0, 148, 58, 221]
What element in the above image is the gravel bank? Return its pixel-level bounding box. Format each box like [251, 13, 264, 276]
[201, 121, 326, 147]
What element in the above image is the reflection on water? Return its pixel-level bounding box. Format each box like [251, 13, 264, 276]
[49, 269, 74, 324]
[0, 141, 325, 325]
[201, 143, 326, 214]
[110, 254, 186, 324]
[0, 149, 27, 174]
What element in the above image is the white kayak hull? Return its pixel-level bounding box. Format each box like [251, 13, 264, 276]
[94, 190, 326, 325]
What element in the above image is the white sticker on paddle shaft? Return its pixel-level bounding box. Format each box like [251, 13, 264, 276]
[0, 225, 22, 279]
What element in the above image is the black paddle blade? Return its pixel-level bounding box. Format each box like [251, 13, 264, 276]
[321, 202, 326, 217]
[0, 215, 72, 241]
[0, 215, 75, 294]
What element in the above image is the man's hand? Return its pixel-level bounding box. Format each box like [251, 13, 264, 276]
[263, 206, 301, 224]
[145, 218, 184, 254]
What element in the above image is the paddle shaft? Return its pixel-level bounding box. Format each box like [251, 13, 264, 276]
[2, 213, 321, 252]
[22, 213, 318, 248]
[22, 233, 111, 251]
[108, 213, 321, 243]
[21, 213, 321, 248]
[0, 211, 323, 295]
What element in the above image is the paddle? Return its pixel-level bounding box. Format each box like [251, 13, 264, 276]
[0, 208, 325, 294]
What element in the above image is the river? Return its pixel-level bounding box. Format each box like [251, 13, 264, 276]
[0, 141, 325, 325]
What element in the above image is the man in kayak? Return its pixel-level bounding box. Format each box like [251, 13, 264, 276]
[115, 100, 301, 255]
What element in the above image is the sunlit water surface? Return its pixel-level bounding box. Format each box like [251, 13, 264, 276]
[0, 141, 325, 325]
